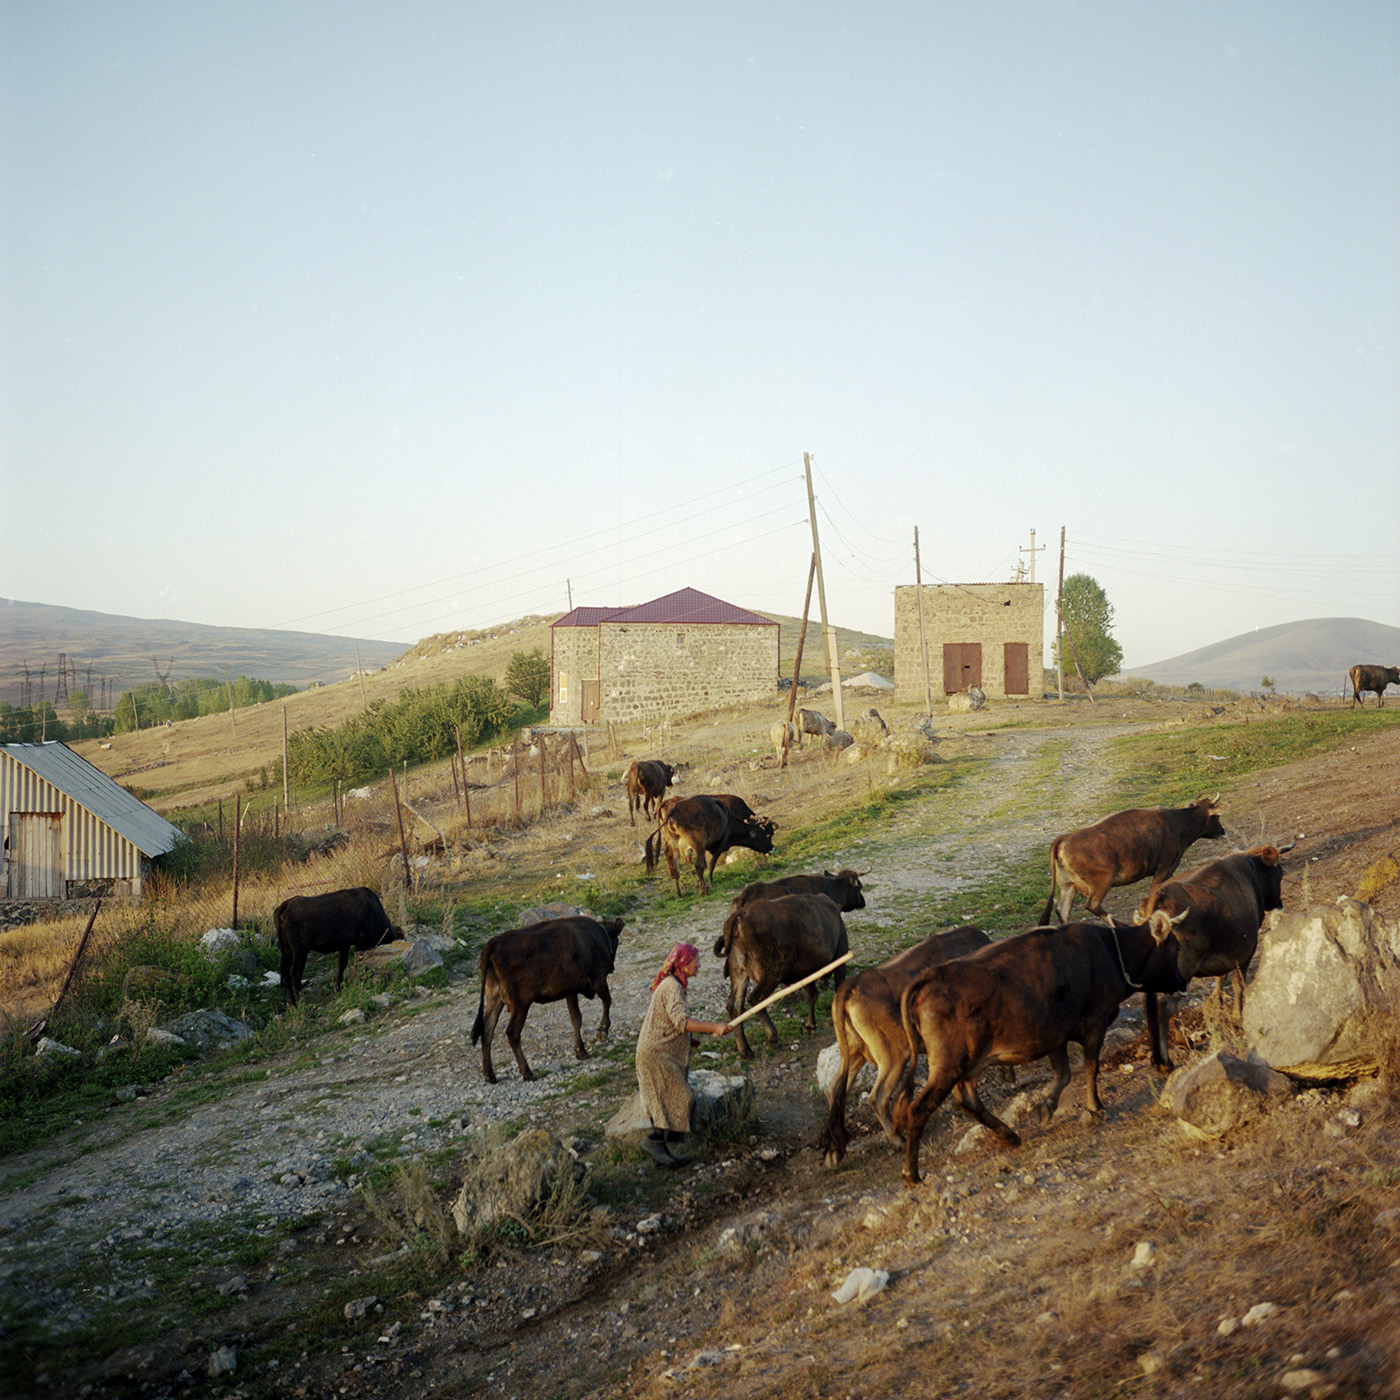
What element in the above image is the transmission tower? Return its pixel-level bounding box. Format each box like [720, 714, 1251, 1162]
[54, 654, 70, 706]
[152, 657, 175, 694]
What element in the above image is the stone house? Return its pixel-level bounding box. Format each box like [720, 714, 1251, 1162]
[549, 587, 779, 725]
[894, 583, 1045, 702]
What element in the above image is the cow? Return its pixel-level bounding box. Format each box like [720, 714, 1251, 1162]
[624, 759, 684, 826]
[894, 917, 1187, 1184]
[470, 915, 624, 1083]
[725, 868, 867, 920]
[798, 708, 835, 740]
[274, 887, 402, 1007]
[718, 892, 850, 1058]
[1039, 795, 1227, 925]
[817, 925, 991, 1168]
[1348, 664, 1400, 708]
[643, 794, 777, 897]
[770, 719, 800, 758]
[1131, 843, 1292, 1068]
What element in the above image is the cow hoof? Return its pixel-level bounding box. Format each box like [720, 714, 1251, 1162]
[901, 1171, 921, 1188]
[1030, 1104, 1053, 1127]
[822, 1149, 843, 1170]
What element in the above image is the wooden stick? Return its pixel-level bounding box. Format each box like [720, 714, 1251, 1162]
[725, 951, 854, 1029]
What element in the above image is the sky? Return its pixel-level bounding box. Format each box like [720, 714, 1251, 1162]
[2, 1, 1398, 673]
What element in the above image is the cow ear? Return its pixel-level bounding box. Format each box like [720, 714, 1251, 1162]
[1147, 910, 1178, 943]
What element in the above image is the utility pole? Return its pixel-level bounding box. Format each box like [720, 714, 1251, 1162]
[1020, 529, 1045, 584]
[1056, 527, 1066, 701]
[803, 452, 845, 732]
[914, 528, 933, 715]
[353, 642, 369, 711]
[566, 579, 573, 611]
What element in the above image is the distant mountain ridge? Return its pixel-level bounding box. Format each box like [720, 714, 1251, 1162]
[1115, 617, 1400, 696]
[0, 598, 408, 709]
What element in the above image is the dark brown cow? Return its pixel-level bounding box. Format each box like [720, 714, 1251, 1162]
[1132, 843, 1292, 1068]
[274, 887, 402, 1007]
[895, 918, 1187, 1184]
[1349, 664, 1400, 708]
[624, 759, 684, 825]
[1040, 795, 1227, 924]
[720, 892, 849, 1057]
[716, 869, 867, 963]
[643, 794, 777, 896]
[817, 925, 991, 1168]
[470, 915, 624, 1083]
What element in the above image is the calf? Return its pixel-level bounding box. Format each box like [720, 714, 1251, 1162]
[895, 918, 1186, 1183]
[770, 719, 800, 758]
[817, 925, 990, 1168]
[644, 793, 777, 896]
[1040, 795, 1227, 924]
[1349, 664, 1400, 708]
[470, 915, 624, 1083]
[625, 759, 684, 825]
[1132, 843, 1291, 1068]
[720, 892, 850, 1057]
[274, 887, 401, 1007]
[798, 708, 835, 740]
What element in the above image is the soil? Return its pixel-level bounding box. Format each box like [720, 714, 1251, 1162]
[3, 698, 1399, 1400]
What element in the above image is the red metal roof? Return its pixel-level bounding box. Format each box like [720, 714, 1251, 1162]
[552, 588, 774, 629]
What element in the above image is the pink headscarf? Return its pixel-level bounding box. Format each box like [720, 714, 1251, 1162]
[652, 942, 700, 991]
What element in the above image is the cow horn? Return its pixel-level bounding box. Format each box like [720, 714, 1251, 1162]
[1276, 838, 1298, 854]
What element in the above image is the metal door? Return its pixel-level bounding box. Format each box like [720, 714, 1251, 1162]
[1004, 642, 1029, 695]
[941, 643, 982, 694]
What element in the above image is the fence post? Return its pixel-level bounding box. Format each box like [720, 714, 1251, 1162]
[513, 739, 522, 825]
[231, 794, 241, 929]
[539, 734, 547, 814]
[389, 767, 411, 889]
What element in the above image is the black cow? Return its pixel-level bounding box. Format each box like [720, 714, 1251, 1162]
[1040, 796, 1227, 924]
[1349, 664, 1400, 708]
[644, 793, 777, 896]
[720, 892, 850, 1058]
[470, 915, 624, 1083]
[1132, 843, 1292, 1068]
[274, 887, 402, 1007]
[625, 759, 684, 826]
[895, 918, 1187, 1184]
[818, 925, 991, 1168]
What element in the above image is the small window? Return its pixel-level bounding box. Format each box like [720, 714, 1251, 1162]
[676, 632, 685, 646]
[558, 671, 568, 703]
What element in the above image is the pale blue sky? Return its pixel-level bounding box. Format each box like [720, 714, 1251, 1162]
[3, 2, 1397, 671]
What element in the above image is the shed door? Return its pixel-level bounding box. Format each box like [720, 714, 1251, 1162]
[582, 681, 600, 723]
[7, 812, 63, 898]
[942, 643, 982, 694]
[1004, 642, 1030, 696]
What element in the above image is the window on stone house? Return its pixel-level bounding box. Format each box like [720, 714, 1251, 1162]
[559, 671, 568, 703]
[676, 632, 685, 646]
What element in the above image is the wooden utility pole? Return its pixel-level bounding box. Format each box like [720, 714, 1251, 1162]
[354, 642, 369, 711]
[389, 766, 411, 888]
[803, 452, 845, 732]
[223, 665, 236, 734]
[566, 579, 573, 611]
[1056, 527, 1066, 701]
[282, 706, 290, 812]
[781, 554, 818, 768]
[914, 528, 933, 715]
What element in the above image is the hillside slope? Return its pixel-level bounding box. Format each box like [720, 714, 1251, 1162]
[1115, 616, 1400, 695]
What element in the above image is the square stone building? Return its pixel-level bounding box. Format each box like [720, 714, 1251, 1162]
[549, 587, 779, 725]
[894, 583, 1045, 702]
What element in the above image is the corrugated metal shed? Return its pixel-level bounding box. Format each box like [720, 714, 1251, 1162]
[1, 742, 184, 897]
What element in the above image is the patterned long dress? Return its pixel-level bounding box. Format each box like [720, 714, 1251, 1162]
[636, 975, 694, 1132]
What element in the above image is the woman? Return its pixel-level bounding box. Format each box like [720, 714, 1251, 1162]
[636, 942, 729, 1166]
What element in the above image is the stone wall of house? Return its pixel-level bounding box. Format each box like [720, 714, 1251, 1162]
[894, 583, 1045, 701]
[548, 626, 597, 725]
[598, 622, 779, 721]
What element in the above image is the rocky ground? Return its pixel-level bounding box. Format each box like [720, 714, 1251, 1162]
[2, 700, 1398, 1399]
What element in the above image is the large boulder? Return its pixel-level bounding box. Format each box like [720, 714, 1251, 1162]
[159, 1010, 252, 1054]
[605, 1070, 753, 1147]
[815, 1043, 874, 1100]
[359, 937, 444, 979]
[1243, 901, 1400, 1081]
[451, 1129, 583, 1234]
[1159, 1050, 1294, 1139]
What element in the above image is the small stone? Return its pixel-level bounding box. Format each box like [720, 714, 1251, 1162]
[636, 1215, 662, 1234]
[344, 1296, 380, 1320]
[1241, 1301, 1279, 1327]
[208, 1346, 237, 1377]
[216, 1276, 248, 1295]
[1279, 1370, 1324, 1393]
[339, 1009, 367, 1026]
[1131, 1241, 1157, 1270]
[1217, 1317, 1240, 1336]
[1137, 1351, 1164, 1376]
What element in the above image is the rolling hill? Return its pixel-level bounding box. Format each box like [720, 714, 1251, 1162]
[1113, 617, 1400, 696]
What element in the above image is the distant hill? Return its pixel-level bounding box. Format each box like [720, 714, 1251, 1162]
[1113, 618, 1400, 696]
[0, 598, 409, 709]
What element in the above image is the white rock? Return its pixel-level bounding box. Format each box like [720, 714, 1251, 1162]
[1131, 1241, 1157, 1270]
[832, 1267, 889, 1304]
[1241, 1301, 1279, 1327]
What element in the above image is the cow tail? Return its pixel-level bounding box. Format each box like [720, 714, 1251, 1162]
[470, 948, 489, 1045]
[816, 985, 852, 1164]
[1039, 839, 1062, 925]
[714, 908, 740, 967]
[894, 979, 923, 1132]
[643, 829, 659, 873]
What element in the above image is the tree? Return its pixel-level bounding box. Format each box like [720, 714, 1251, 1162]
[1056, 574, 1123, 686]
[504, 648, 551, 708]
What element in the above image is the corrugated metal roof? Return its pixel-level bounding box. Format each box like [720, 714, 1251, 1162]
[0, 742, 185, 857]
[554, 588, 775, 629]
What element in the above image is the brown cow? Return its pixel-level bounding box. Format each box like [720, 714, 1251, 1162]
[644, 794, 777, 896]
[624, 759, 684, 825]
[470, 915, 624, 1083]
[1348, 664, 1400, 708]
[817, 925, 991, 1168]
[274, 887, 402, 1007]
[719, 892, 849, 1057]
[1040, 796, 1227, 924]
[895, 918, 1187, 1184]
[715, 869, 867, 961]
[1132, 843, 1292, 1068]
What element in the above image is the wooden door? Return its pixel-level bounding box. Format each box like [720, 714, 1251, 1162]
[1004, 642, 1029, 695]
[582, 681, 600, 723]
[8, 812, 63, 898]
